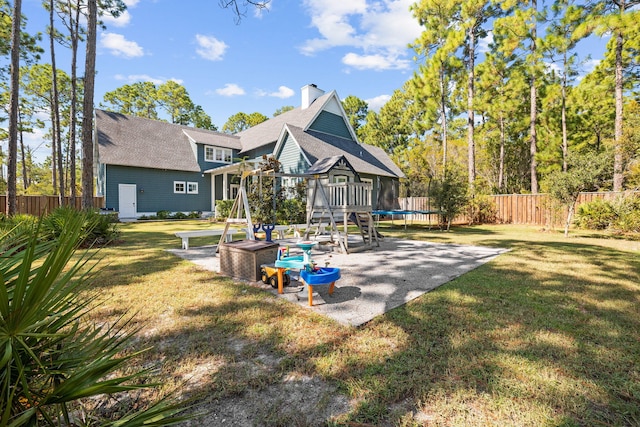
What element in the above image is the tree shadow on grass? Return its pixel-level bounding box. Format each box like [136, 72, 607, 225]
[90, 224, 640, 426]
[328, 239, 640, 425]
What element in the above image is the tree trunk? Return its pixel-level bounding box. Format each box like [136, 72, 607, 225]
[467, 24, 476, 187]
[529, 0, 538, 194]
[613, 25, 624, 191]
[50, 0, 65, 203]
[499, 116, 506, 191]
[564, 203, 574, 237]
[440, 62, 448, 178]
[50, 105, 57, 191]
[561, 50, 568, 172]
[7, 0, 22, 216]
[68, 0, 80, 201]
[19, 111, 29, 190]
[81, 0, 97, 210]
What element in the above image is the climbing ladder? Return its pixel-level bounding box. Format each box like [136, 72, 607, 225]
[352, 212, 380, 247]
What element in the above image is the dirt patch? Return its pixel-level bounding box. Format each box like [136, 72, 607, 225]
[183, 374, 350, 427]
[179, 338, 352, 426]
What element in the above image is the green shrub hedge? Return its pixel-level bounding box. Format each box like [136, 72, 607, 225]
[575, 194, 640, 233]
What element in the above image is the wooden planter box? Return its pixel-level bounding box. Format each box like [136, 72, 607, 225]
[219, 240, 279, 282]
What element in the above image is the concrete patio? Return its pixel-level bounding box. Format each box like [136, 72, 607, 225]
[167, 238, 509, 327]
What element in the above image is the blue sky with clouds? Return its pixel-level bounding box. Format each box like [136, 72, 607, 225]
[16, 0, 608, 161]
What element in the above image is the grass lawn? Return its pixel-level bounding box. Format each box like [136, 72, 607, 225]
[86, 220, 640, 426]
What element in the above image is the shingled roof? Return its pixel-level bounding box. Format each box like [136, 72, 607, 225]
[96, 110, 240, 172]
[236, 91, 333, 154]
[96, 87, 404, 181]
[284, 125, 405, 179]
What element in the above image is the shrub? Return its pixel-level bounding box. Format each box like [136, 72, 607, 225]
[277, 198, 306, 225]
[215, 200, 234, 220]
[467, 194, 498, 224]
[84, 210, 120, 246]
[247, 155, 285, 224]
[611, 194, 640, 233]
[0, 210, 190, 425]
[40, 207, 120, 246]
[0, 214, 38, 252]
[575, 198, 617, 230]
[171, 212, 188, 219]
[430, 168, 468, 230]
[156, 210, 171, 219]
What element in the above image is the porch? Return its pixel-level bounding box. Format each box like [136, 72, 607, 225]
[309, 181, 373, 213]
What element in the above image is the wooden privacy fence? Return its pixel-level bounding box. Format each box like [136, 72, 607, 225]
[0, 195, 105, 217]
[399, 191, 638, 226]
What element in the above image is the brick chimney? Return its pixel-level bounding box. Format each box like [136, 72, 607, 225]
[301, 84, 324, 109]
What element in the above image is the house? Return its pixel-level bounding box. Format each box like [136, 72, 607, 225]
[95, 84, 405, 218]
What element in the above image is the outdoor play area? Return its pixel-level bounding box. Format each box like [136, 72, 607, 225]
[102, 220, 639, 426]
[169, 235, 508, 326]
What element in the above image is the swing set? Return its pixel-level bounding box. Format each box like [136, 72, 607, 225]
[215, 167, 379, 254]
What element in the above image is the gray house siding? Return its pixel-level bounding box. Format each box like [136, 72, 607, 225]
[309, 111, 352, 140]
[277, 133, 309, 174]
[105, 165, 211, 214]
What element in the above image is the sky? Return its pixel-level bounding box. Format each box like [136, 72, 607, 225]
[16, 0, 609, 162]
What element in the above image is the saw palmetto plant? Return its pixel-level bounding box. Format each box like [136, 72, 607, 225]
[0, 210, 190, 426]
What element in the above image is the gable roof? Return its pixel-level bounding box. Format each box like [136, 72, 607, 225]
[183, 128, 241, 149]
[236, 91, 334, 154]
[284, 125, 405, 179]
[307, 155, 359, 176]
[95, 109, 240, 172]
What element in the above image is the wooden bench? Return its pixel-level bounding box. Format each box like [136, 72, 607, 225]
[175, 228, 237, 250]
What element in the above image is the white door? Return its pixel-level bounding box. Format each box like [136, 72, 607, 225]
[118, 184, 137, 218]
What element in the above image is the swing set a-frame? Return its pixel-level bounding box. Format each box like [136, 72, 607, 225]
[215, 167, 379, 254]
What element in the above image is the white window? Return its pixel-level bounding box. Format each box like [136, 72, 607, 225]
[333, 175, 348, 183]
[205, 147, 233, 164]
[187, 182, 199, 194]
[174, 181, 186, 193]
[205, 147, 215, 162]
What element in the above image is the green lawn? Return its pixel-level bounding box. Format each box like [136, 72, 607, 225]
[88, 220, 640, 426]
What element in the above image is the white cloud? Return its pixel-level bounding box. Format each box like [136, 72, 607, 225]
[342, 52, 410, 71]
[366, 94, 391, 111]
[195, 34, 228, 61]
[478, 31, 493, 54]
[583, 58, 601, 74]
[215, 83, 246, 97]
[101, 10, 132, 27]
[300, 0, 421, 71]
[575, 58, 602, 82]
[100, 0, 138, 27]
[253, 1, 271, 18]
[100, 32, 144, 58]
[544, 61, 562, 76]
[262, 86, 295, 99]
[114, 74, 183, 85]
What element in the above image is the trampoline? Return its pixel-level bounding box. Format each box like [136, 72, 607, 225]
[372, 210, 442, 229]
